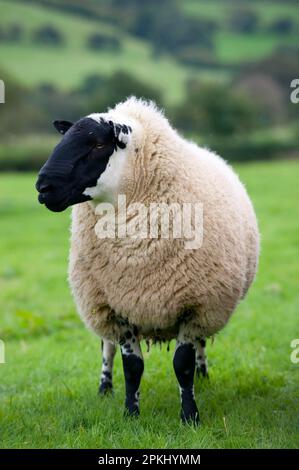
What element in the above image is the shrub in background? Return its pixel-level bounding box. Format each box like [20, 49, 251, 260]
[0, 24, 24, 43]
[87, 33, 121, 52]
[268, 18, 294, 35]
[32, 25, 64, 46]
[229, 9, 259, 34]
[79, 69, 163, 114]
[172, 81, 259, 137]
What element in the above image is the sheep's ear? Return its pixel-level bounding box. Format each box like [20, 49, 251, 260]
[108, 121, 132, 150]
[53, 120, 74, 135]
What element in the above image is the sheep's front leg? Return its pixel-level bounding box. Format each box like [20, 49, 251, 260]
[173, 327, 200, 425]
[99, 339, 117, 395]
[195, 338, 209, 378]
[120, 326, 144, 417]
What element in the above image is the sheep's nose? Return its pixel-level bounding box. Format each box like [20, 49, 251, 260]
[38, 182, 53, 193]
[36, 175, 55, 204]
[36, 173, 53, 193]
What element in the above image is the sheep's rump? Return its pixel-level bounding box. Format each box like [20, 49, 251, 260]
[68, 98, 259, 343]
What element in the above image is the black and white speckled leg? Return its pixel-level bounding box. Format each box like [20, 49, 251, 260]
[120, 325, 144, 417]
[173, 327, 200, 425]
[195, 338, 209, 379]
[99, 339, 117, 395]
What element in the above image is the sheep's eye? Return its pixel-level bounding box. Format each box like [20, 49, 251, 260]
[95, 143, 105, 149]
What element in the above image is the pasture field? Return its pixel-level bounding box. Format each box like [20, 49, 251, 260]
[0, 160, 299, 448]
[0, 0, 298, 99]
[183, 0, 299, 23]
[183, 0, 299, 63]
[0, 0, 192, 103]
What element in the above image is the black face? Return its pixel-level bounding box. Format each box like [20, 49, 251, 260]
[36, 117, 130, 212]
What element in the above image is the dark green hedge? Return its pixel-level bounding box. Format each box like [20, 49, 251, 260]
[208, 138, 298, 162]
[0, 134, 297, 172]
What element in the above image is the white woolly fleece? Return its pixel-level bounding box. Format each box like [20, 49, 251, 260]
[68, 97, 260, 342]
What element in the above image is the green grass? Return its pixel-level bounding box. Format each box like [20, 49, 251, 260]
[0, 160, 299, 448]
[215, 31, 298, 63]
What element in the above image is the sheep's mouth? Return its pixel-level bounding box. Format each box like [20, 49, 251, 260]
[38, 192, 69, 212]
[44, 199, 70, 212]
[38, 189, 90, 212]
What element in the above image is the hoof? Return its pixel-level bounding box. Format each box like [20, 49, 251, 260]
[180, 400, 200, 426]
[124, 405, 140, 418]
[181, 409, 200, 426]
[99, 381, 113, 395]
[196, 363, 209, 379]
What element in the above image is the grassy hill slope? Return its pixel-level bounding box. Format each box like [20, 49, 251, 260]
[1, 0, 298, 99]
[182, 0, 299, 62]
[0, 0, 198, 102]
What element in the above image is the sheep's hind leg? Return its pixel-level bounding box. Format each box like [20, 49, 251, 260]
[120, 326, 144, 417]
[173, 327, 200, 425]
[99, 339, 117, 395]
[195, 338, 209, 379]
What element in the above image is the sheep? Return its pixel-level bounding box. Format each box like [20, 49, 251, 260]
[36, 97, 259, 425]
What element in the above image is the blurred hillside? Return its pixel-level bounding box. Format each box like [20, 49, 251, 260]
[0, 0, 298, 169]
